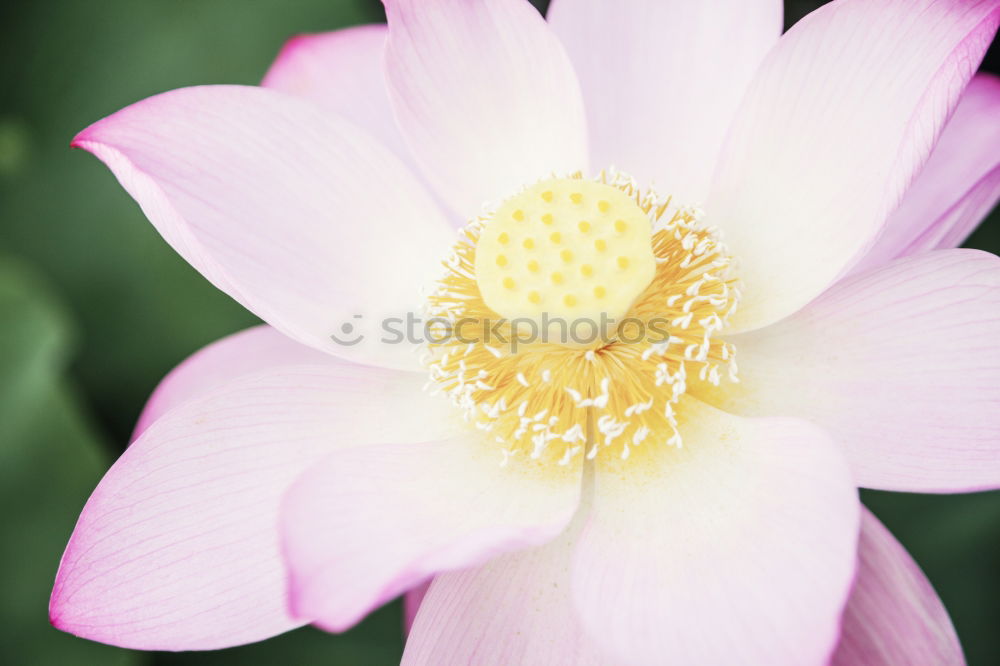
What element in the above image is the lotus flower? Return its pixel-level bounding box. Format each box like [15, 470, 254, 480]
[50, 0, 1000, 663]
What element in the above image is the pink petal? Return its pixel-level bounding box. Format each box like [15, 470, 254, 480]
[856, 73, 1000, 272]
[707, 0, 1000, 332]
[402, 505, 609, 665]
[261, 25, 412, 168]
[280, 438, 582, 632]
[926, 157, 1000, 249]
[572, 401, 859, 665]
[74, 85, 454, 370]
[131, 325, 330, 441]
[546, 0, 781, 203]
[832, 508, 964, 665]
[50, 363, 455, 650]
[402, 579, 430, 636]
[719, 249, 1000, 492]
[383, 0, 588, 217]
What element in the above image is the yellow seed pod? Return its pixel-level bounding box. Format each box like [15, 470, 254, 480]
[475, 178, 656, 323]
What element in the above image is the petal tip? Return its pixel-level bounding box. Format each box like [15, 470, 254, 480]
[261, 34, 311, 83]
[262, 24, 388, 89]
[47, 598, 64, 631]
[285, 576, 363, 635]
[70, 127, 96, 151]
[47, 577, 86, 640]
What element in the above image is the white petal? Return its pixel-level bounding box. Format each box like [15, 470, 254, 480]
[76, 85, 455, 370]
[714, 250, 1000, 492]
[547, 0, 781, 203]
[855, 73, 1000, 271]
[384, 0, 588, 217]
[403, 489, 609, 665]
[572, 400, 859, 665]
[51, 362, 453, 649]
[708, 0, 1000, 331]
[281, 438, 582, 632]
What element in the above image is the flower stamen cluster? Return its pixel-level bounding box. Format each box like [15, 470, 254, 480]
[425, 171, 740, 466]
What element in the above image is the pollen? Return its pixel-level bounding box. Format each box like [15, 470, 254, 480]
[426, 171, 740, 467]
[474, 178, 657, 324]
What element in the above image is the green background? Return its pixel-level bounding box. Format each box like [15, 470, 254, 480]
[0, 1, 997, 663]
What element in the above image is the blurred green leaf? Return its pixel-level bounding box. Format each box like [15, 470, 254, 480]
[0, 257, 141, 666]
[155, 608, 404, 666]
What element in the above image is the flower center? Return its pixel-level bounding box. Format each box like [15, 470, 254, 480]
[426, 172, 739, 467]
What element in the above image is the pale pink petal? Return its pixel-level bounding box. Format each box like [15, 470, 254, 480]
[546, 0, 781, 203]
[928, 161, 1000, 250]
[402, 502, 610, 666]
[281, 438, 582, 632]
[402, 580, 430, 636]
[832, 508, 964, 666]
[572, 401, 859, 665]
[50, 363, 456, 650]
[131, 325, 331, 441]
[261, 25, 412, 167]
[383, 0, 588, 217]
[74, 85, 454, 370]
[716, 249, 1000, 492]
[856, 73, 1000, 272]
[707, 0, 1000, 332]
